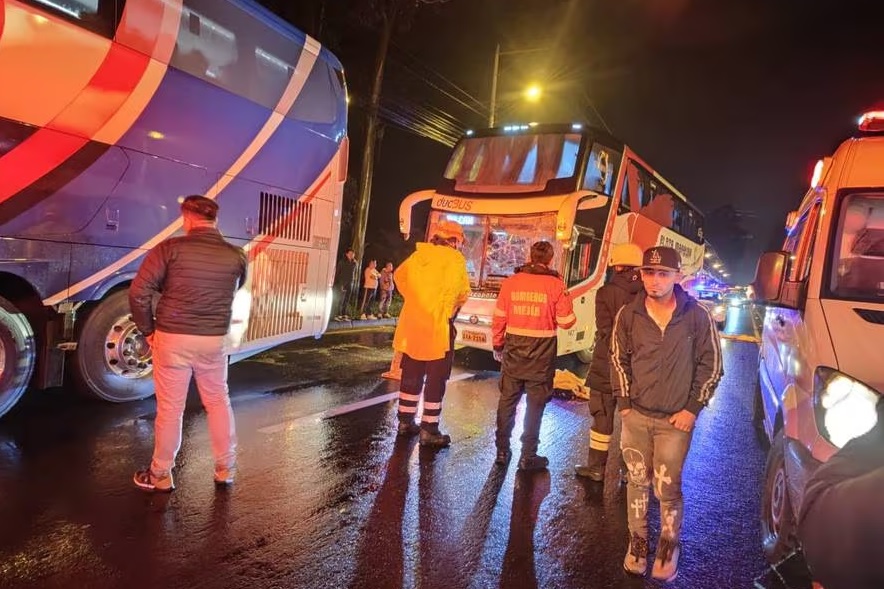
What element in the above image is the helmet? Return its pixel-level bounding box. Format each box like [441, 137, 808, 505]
[432, 219, 465, 244]
[609, 243, 643, 268]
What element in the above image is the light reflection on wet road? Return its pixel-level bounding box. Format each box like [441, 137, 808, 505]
[0, 306, 780, 589]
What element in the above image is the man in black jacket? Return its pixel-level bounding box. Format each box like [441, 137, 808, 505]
[129, 195, 248, 492]
[334, 248, 358, 321]
[575, 243, 643, 481]
[612, 246, 722, 581]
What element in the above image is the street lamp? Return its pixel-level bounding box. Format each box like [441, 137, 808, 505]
[489, 44, 551, 127]
[523, 84, 543, 102]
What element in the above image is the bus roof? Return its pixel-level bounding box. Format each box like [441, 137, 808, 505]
[464, 123, 624, 150]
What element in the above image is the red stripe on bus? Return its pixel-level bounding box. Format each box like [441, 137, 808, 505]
[0, 43, 151, 205]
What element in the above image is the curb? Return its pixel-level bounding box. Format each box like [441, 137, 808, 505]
[325, 318, 398, 333]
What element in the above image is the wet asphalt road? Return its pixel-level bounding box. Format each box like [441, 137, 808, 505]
[0, 305, 785, 589]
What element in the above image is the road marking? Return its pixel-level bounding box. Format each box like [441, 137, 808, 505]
[258, 371, 477, 433]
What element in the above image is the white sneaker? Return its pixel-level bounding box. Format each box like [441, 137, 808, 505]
[623, 533, 648, 576]
[359, 314, 367, 320]
[368, 314, 377, 320]
[651, 538, 680, 582]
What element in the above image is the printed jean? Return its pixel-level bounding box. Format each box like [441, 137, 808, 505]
[620, 409, 693, 542]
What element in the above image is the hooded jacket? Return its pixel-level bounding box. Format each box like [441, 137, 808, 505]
[587, 268, 643, 392]
[393, 242, 471, 361]
[610, 284, 723, 417]
[492, 264, 576, 381]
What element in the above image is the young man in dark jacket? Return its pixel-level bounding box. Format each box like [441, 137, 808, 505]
[129, 195, 248, 492]
[492, 241, 576, 470]
[612, 246, 722, 581]
[333, 248, 358, 321]
[575, 243, 644, 482]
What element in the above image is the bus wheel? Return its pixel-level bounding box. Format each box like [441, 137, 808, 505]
[760, 430, 797, 561]
[72, 290, 155, 403]
[0, 296, 36, 419]
[574, 348, 593, 364]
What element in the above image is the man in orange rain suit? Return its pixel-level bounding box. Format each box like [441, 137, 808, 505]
[392, 219, 471, 447]
[492, 241, 576, 470]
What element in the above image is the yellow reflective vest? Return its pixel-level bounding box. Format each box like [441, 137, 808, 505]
[393, 242, 471, 361]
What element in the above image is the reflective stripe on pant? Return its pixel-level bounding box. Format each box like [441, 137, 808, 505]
[397, 350, 454, 431]
[587, 390, 617, 469]
[495, 375, 552, 458]
[620, 410, 692, 541]
[150, 331, 237, 477]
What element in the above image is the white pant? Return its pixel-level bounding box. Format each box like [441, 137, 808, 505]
[150, 331, 237, 476]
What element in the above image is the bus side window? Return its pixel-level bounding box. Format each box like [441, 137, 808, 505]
[582, 144, 622, 196]
[22, 0, 118, 38]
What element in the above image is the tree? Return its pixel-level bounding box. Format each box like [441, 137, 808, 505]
[350, 0, 452, 263]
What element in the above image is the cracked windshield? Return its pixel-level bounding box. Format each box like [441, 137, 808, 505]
[429, 211, 561, 291]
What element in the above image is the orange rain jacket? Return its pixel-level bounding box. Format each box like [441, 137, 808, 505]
[492, 264, 576, 379]
[393, 242, 471, 361]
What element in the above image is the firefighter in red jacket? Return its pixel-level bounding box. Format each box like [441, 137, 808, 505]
[492, 241, 576, 470]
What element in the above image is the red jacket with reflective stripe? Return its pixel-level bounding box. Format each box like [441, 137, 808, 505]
[492, 265, 576, 351]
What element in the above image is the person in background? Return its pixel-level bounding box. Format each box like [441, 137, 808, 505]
[359, 259, 380, 320]
[334, 248, 358, 321]
[492, 241, 576, 471]
[392, 220, 471, 447]
[129, 195, 247, 492]
[575, 243, 644, 482]
[378, 262, 396, 318]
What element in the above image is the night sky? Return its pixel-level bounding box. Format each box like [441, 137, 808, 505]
[271, 0, 884, 283]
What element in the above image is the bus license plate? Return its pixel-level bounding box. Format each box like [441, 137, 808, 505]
[461, 330, 486, 343]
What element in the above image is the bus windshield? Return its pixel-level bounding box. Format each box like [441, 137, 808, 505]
[830, 192, 884, 302]
[443, 133, 582, 193]
[429, 211, 562, 291]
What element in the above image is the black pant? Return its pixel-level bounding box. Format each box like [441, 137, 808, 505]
[397, 351, 454, 432]
[496, 375, 552, 458]
[397, 321, 455, 432]
[337, 285, 355, 316]
[587, 390, 622, 470]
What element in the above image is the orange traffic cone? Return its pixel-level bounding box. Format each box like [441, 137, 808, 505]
[382, 350, 402, 380]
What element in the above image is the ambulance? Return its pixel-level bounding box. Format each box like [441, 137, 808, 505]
[753, 109, 884, 561]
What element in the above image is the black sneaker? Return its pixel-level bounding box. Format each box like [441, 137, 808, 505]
[397, 421, 420, 436]
[517, 455, 549, 471]
[133, 468, 174, 492]
[574, 464, 605, 481]
[495, 448, 512, 465]
[419, 429, 451, 447]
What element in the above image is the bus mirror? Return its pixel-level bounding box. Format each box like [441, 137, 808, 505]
[752, 251, 788, 303]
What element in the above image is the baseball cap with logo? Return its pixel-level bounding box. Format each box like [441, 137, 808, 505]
[641, 246, 680, 271]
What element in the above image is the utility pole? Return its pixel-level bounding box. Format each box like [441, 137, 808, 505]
[489, 44, 500, 127]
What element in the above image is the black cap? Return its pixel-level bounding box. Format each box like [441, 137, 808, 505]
[179, 195, 219, 220]
[641, 246, 680, 271]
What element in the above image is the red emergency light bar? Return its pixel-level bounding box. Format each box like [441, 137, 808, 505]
[858, 110, 884, 132]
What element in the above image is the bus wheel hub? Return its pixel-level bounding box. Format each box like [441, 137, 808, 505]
[104, 316, 153, 379]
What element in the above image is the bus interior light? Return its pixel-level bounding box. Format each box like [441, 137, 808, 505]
[465, 129, 474, 136]
[571, 123, 583, 130]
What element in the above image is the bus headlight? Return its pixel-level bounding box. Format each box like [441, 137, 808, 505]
[814, 367, 881, 448]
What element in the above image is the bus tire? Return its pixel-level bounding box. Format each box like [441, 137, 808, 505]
[72, 290, 155, 403]
[574, 348, 593, 364]
[760, 430, 798, 562]
[0, 296, 36, 419]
